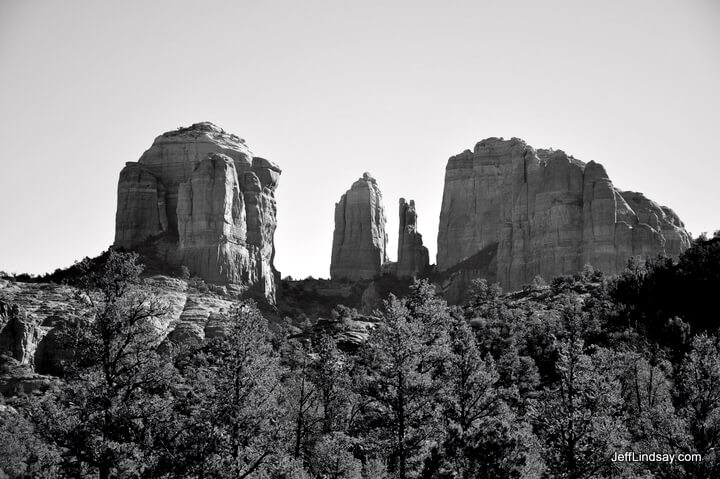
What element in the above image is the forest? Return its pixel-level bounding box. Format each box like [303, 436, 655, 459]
[1, 233, 719, 479]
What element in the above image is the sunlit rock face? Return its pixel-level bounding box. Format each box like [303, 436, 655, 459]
[396, 198, 429, 278]
[114, 122, 281, 303]
[437, 137, 691, 291]
[330, 173, 389, 281]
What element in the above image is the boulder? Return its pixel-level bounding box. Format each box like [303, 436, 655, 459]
[330, 173, 389, 280]
[396, 198, 429, 278]
[114, 122, 281, 303]
[437, 137, 691, 292]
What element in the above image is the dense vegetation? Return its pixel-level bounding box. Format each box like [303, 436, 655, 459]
[1, 233, 720, 478]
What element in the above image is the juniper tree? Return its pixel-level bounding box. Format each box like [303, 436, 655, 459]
[31, 251, 175, 478]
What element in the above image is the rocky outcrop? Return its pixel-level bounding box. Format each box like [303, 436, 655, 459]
[0, 301, 43, 367]
[114, 122, 281, 303]
[438, 137, 691, 291]
[397, 199, 429, 278]
[330, 173, 389, 281]
[0, 276, 241, 376]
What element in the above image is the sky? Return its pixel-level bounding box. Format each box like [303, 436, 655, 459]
[0, 0, 718, 279]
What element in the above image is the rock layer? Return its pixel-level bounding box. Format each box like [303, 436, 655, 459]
[330, 173, 389, 280]
[397, 199, 429, 278]
[437, 137, 691, 291]
[114, 122, 281, 303]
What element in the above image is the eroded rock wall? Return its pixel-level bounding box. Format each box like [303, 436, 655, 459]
[330, 173, 389, 281]
[0, 301, 43, 367]
[114, 123, 281, 303]
[438, 137, 691, 291]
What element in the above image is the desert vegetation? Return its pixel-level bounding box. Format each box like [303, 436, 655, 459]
[1, 233, 720, 478]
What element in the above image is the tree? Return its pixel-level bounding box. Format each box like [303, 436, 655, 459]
[533, 340, 630, 479]
[310, 432, 362, 479]
[357, 281, 449, 479]
[433, 317, 543, 479]
[0, 403, 60, 478]
[169, 302, 290, 478]
[308, 334, 354, 435]
[31, 250, 175, 478]
[675, 333, 720, 477]
[617, 350, 685, 478]
[284, 338, 321, 463]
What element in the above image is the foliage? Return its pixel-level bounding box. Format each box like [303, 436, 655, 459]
[2, 235, 720, 478]
[533, 340, 630, 479]
[356, 282, 449, 479]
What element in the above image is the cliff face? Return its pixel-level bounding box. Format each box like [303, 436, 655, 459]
[438, 137, 691, 291]
[397, 198, 429, 278]
[114, 122, 281, 303]
[0, 300, 43, 367]
[330, 173, 389, 280]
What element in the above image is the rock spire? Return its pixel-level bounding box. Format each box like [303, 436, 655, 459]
[330, 172, 389, 280]
[397, 198, 429, 278]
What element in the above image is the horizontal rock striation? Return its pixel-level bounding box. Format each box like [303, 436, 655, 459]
[0, 277, 239, 376]
[397, 198, 429, 278]
[330, 173, 389, 281]
[114, 122, 281, 303]
[437, 137, 691, 291]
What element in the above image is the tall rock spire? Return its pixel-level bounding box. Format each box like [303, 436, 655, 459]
[397, 198, 429, 278]
[330, 172, 388, 280]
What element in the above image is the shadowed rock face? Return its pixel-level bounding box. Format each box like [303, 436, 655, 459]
[330, 173, 389, 281]
[0, 300, 43, 367]
[397, 198, 429, 278]
[438, 137, 691, 291]
[114, 122, 281, 303]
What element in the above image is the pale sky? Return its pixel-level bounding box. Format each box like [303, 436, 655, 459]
[0, 0, 718, 279]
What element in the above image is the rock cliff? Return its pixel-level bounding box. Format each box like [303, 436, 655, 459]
[397, 199, 429, 278]
[0, 300, 43, 367]
[114, 122, 281, 303]
[330, 173, 389, 280]
[437, 137, 691, 291]
[0, 277, 243, 378]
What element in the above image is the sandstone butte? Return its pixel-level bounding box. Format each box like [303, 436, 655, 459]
[437, 137, 692, 293]
[330, 173, 389, 280]
[114, 122, 281, 303]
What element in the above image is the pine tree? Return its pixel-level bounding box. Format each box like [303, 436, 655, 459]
[357, 281, 449, 479]
[171, 302, 289, 478]
[534, 339, 630, 479]
[676, 333, 720, 477]
[31, 251, 176, 478]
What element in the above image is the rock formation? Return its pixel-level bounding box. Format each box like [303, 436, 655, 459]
[114, 122, 281, 303]
[0, 276, 242, 376]
[437, 137, 691, 291]
[0, 301, 43, 367]
[330, 173, 389, 280]
[397, 198, 429, 278]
